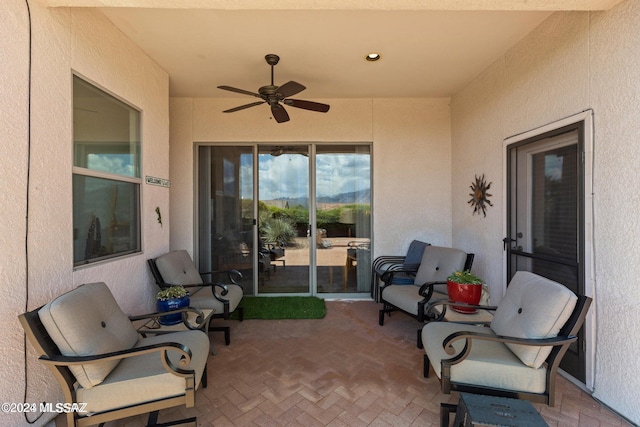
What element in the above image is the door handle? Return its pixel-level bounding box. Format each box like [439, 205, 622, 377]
[502, 237, 516, 251]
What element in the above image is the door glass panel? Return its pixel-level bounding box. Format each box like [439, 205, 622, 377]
[511, 131, 579, 292]
[316, 145, 371, 294]
[197, 146, 254, 294]
[258, 145, 310, 294]
[508, 127, 584, 381]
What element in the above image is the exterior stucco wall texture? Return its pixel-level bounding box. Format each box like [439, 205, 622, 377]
[169, 97, 454, 262]
[4, 0, 640, 424]
[451, 1, 640, 423]
[2, 2, 170, 425]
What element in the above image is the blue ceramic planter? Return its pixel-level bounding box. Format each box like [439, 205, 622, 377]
[157, 295, 190, 325]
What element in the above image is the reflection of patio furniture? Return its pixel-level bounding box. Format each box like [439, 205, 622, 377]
[344, 240, 371, 290]
[317, 229, 332, 248]
[215, 234, 270, 284]
[260, 238, 286, 271]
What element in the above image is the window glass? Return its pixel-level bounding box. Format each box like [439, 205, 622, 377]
[73, 76, 141, 265]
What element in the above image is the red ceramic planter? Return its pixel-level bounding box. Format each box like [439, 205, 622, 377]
[446, 280, 482, 313]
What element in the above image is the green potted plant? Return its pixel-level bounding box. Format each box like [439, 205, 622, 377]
[446, 270, 483, 314]
[156, 285, 190, 325]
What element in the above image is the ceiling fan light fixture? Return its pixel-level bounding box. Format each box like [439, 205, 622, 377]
[365, 52, 381, 62]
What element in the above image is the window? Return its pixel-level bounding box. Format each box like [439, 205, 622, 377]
[73, 75, 141, 266]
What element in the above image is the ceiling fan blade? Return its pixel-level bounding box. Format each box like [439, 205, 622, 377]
[276, 81, 306, 98]
[217, 85, 260, 97]
[271, 104, 290, 123]
[222, 101, 265, 113]
[285, 99, 330, 113]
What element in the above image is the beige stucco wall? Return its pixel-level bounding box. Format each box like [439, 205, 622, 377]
[6, 0, 640, 424]
[1, 2, 170, 425]
[169, 97, 454, 264]
[451, 0, 640, 423]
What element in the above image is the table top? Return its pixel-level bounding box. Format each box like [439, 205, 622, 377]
[457, 393, 548, 426]
[137, 308, 215, 333]
[443, 307, 493, 323]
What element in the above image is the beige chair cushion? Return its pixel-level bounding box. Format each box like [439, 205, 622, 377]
[38, 282, 139, 389]
[422, 322, 548, 394]
[382, 287, 447, 316]
[414, 246, 468, 286]
[490, 271, 577, 369]
[155, 249, 243, 313]
[155, 250, 205, 286]
[381, 246, 467, 315]
[77, 330, 209, 415]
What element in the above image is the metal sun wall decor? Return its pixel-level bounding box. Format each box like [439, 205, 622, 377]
[468, 174, 493, 217]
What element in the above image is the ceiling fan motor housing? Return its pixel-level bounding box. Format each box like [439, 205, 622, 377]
[265, 54, 280, 66]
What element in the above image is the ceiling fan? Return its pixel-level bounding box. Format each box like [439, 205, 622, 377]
[217, 54, 330, 123]
[270, 146, 308, 157]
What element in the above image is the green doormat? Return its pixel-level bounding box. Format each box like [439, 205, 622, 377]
[231, 296, 326, 320]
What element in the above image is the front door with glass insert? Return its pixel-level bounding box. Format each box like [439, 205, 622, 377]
[506, 125, 586, 382]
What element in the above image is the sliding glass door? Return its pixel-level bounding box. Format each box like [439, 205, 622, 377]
[316, 145, 371, 294]
[197, 143, 371, 297]
[197, 146, 257, 292]
[258, 145, 311, 294]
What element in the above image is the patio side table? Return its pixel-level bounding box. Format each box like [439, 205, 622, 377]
[441, 393, 548, 427]
[136, 307, 217, 355]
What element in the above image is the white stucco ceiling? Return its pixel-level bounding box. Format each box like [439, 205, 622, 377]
[38, 0, 625, 98]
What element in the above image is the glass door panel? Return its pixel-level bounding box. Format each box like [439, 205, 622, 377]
[507, 127, 585, 381]
[316, 145, 371, 294]
[257, 145, 310, 294]
[197, 146, 255, 294]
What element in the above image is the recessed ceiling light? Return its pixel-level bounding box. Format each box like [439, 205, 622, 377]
[365, 53, 381, 62]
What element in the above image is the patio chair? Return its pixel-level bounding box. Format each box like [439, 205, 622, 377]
[148, 250, 244, 345]
[18, 282, 209, 427]
[378, 245, 474, 331]
[259, 237, 286, 271]
[422, 271, 592, 407]
[370, 240, 430, 302]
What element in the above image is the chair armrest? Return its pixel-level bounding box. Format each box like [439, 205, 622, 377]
[379, 264, 421, 285]
[417, 281, 447, 298]
[372, 255, 406, 270]
[441, 330, 578, 365]
[39, 341, 195, 375]
[200, 269, 243, 286]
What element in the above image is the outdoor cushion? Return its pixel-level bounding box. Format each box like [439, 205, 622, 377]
[382, 287, 447, 316]
[155, 249, 243, 313]
[413, 246, 468, 286]
[404, 240, 430, 265]
[38, 282, 139, 388]
[389, 240, 430, 285]
[76, 330, 209, 415]
[155, 250, 205, 287]
[422, 322, 547, 394]
[490, 271, 577, 369]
